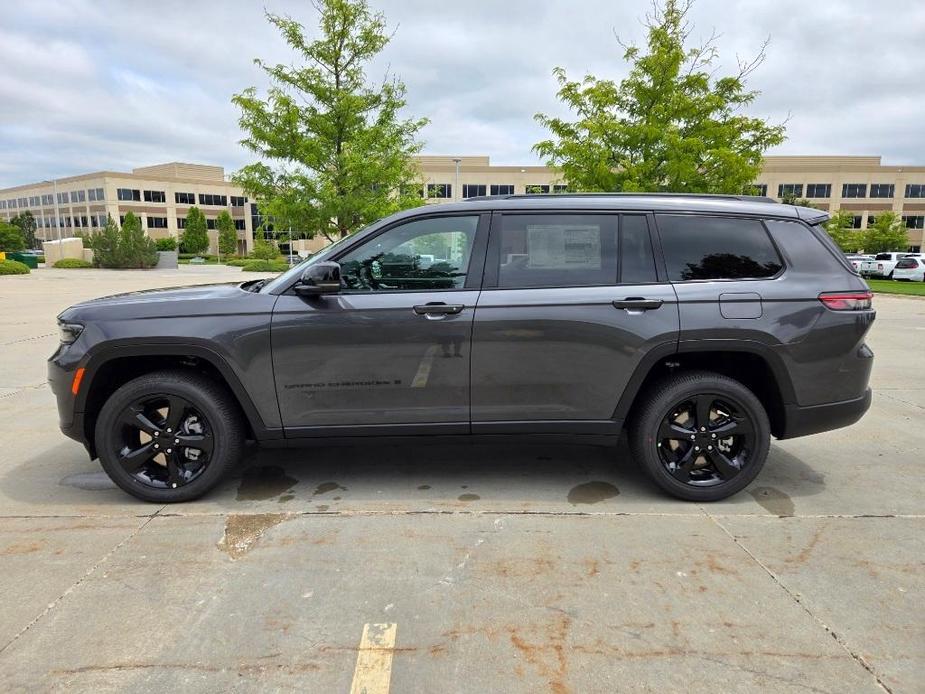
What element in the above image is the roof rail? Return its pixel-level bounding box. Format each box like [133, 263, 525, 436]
[463, 192, 778, 204]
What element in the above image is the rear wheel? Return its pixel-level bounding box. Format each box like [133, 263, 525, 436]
[95, 370, 245, 503]
[629, 371, 770, 501]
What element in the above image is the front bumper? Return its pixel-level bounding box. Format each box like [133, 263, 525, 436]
[48, 348, 90, 451]
[779, 388, 872, 439]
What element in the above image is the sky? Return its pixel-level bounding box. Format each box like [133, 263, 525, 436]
[1, 0, 923, 188]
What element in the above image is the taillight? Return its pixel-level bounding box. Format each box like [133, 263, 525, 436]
[819, 291, 873, 311]
[877, 263, 883, 270]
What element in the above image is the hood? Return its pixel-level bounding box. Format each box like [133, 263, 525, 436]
[59, 282, 265, 322]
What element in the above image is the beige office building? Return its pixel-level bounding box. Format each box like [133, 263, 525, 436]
[3, 154, 924, 253]
[0, 163, 255, 255]
[415, 155, 925, 251]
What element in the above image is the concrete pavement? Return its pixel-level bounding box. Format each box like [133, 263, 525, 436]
[0, 266, 921, 692]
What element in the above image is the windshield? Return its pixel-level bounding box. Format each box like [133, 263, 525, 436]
[259, 231, 363, 293]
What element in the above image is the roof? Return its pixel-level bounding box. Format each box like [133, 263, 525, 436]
[400, 193, 828, 224]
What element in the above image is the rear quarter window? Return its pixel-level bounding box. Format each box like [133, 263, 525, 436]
[656, 215, 783, 281]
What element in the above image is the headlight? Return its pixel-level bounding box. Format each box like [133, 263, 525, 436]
[58, 322, 84, 345]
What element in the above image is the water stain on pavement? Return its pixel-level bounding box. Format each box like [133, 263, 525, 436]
[417, 484, 431, 490]
[567, 481, 619, 505]
[313, 481, 346, 496]
[748, 486, 795, 516]
[59, 472, 116, 491]
[458, 493, 480, 502]
[217, 513, 290, 559]
[236, 466, 298, 501]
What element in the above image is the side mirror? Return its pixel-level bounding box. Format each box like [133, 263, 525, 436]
[293, 261, 341, 296]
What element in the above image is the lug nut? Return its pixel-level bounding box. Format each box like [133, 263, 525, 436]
[174, 439, 179, 444]
[700, 427, 706, 432]
[711, 433, 716, 439]
[694, 446, 700, 451]
[166, 428, 172, 433]
[154, 431, 160, 437]
[707, 445, 713, 450]
[154, 444, 159, 449]
[166, 448, 172, 454]
[690, 434, 696, 440]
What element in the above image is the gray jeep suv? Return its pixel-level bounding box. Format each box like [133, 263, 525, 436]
[49, 194, 875, 503]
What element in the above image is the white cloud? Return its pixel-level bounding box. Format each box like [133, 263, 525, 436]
[1, 0, 923, 187]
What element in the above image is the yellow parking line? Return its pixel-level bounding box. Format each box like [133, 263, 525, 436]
[349, 623, 397, 694]
[411, 345, 438, 388]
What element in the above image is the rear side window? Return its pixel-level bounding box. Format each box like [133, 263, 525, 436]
[657, 215, 783, 281]
[496, 214, 618, 288]
[896, 258, 919, 269]
[874, 253, 893, 261]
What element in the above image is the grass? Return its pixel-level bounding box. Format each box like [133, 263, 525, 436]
[867, 279, 925, 296]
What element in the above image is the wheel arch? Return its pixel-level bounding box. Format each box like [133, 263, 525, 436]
[615, 341, 795, 439]
[78, 343, 280, 457]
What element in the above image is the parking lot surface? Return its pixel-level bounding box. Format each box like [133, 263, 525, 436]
[0, 267, 922, 693]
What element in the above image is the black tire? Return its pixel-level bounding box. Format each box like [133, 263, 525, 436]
[95, 370, 245, 503]
[629, 370, 770, 502]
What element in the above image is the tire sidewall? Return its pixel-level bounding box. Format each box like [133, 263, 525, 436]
[95, 374, 241, 503]
[634, 374, 771, 502]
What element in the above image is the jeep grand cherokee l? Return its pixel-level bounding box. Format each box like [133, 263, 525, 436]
[49, 193, 875, 503]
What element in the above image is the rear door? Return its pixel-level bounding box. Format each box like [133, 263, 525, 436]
[469, 211, 679, 433]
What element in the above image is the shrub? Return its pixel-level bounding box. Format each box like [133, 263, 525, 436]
[54, 258, 93, 269]
[155, 237, 178, 251]
[251, 239, 281, 261]
[216, 211, 237, 255]
[225, 258, 251, 266]
[85, 213, 158, 269]
[0, 259, 30, 275]
[241, 259, 289, 272]
[0, 222, 26, 252]
[180, 207, 210, 254]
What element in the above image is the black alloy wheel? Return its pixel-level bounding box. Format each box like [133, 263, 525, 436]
[629, 371, 771, 501]
[656, 393, 755, 487]
[95, 370, 245, 503]
[114, 394, 214, 489]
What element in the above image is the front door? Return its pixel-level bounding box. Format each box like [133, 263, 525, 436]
[470, 212, 680, 432]
[271, 213, 487, 435]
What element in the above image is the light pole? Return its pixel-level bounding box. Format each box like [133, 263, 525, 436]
[453, 158, 461, 201]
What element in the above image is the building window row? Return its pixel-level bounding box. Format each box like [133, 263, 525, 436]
[907, 184, 925, 198]
[117, 188, 141, 201]
[146, 216, 168, 229]
[175, 192, 195, 205]
[805, 183, 831, 198]
[903, 215, 925, 229]
[199, 193, 228, 206]
[144, 190, 166, 203]
[230, 196, 247, 207]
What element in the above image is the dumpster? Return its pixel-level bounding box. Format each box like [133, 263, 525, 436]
[7, 252, 38, 269]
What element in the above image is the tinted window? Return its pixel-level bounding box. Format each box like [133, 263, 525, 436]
[620, 215, 657, 284]
[657, 215, 783, 281]
[496, 214, 618, 288]
[339, 216, 478, 292]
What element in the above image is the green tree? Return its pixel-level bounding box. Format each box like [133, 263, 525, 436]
[824, 210, 861, 253]
[534, 0, 785, 193]
[10, 211, 37, 249]
[216, 211, 238, 256]
[0, 221, 25, 252]
[232, 0, 428, 242]
[780, 191, 816, 208]
[251, 238, 282, 261]
[86, 215, 122, 267]
[862, 212, 910, 254]
[181, 207, 210, 254]
[118, 212, 158, 268]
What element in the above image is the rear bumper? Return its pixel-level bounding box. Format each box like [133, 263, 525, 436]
[779, 388, 871, 439]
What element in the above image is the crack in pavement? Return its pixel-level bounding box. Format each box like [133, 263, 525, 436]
[0, 505, 166, 658]
[704, 510, 895, 694]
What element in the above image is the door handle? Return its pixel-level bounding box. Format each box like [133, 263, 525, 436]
[612, 298, 663, 311]
[413, 303, 465, 316]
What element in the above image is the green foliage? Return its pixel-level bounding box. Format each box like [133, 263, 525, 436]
[232, 0, 428, 241]
[85, 214, 157, 268]
[241, 259, 289, 272]
[824, 210, 862, 252]
[251, 239, 281, 260]
[180, 207, 210, 254]
[779, 191, 816, 208]
[863, 212, 910, 254]
[117, 212, 159, 268]
[866, 279, 925, 296]
[10, 211, 37, 248]
[534, 0, 785, 193]
[0, 221, 26, 251]
[0, 259, 30, 275]
[225, 258, 251, 267]
[216, 211, 238, 255]
[53, 258, 93, 269]
[155, 237, 178, 251]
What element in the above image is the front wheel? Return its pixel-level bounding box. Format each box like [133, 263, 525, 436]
[629, 371, 770, 502]
[95, 370, 245, 503]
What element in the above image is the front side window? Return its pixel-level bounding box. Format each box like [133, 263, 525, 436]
[496, 214, 618, 288]
[338, 216, 478, 292]
[657, 215, 783, 281]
